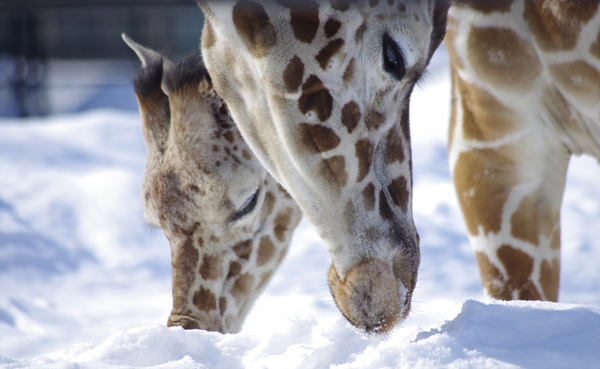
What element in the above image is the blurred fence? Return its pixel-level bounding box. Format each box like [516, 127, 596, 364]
[0, 0, 205, 117]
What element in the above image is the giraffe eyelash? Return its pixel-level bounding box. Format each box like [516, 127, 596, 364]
[230, 189, 260, 222]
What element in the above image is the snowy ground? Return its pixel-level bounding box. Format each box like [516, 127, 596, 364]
[1, 47, 600, 368]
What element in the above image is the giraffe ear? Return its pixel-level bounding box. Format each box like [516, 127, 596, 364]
[428, 0, 451, 59]
[122, 33, 174, 96]
[131, 51, 171, 157]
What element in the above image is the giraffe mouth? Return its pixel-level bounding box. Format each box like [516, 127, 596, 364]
[327, 258, 412, 334]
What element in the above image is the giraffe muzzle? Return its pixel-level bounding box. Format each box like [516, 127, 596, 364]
[328, 258, 409, 334]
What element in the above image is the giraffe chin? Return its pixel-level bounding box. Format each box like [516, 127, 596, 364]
[328, 258, 410, 334]
[167, 314, 224, 333]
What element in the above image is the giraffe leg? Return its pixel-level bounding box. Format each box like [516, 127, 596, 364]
[448, 69, 570, 301]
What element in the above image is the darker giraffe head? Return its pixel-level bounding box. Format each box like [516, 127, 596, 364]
[126, 35, 301, 333]
[200, 0, 449, 332]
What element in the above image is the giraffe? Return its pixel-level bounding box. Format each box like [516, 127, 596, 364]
[445, 0, 600, 301]
[198, 0, 450, 333]
[124, 35, 302, 333]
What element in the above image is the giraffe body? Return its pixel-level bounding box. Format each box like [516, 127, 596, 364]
[199, 0, 449, 332]
[125, 35, 301, 333]
[446, 0, 600, 301]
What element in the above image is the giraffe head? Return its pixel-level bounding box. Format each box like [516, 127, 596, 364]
[199, 1, 449, 332]
[124, 35, 301, 333]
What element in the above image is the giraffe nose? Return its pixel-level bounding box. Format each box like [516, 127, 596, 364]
[328, 258, 403, 333]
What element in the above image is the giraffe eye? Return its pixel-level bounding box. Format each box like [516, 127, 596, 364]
[231, 189, 260, 222]
[382, 33, 406, 80]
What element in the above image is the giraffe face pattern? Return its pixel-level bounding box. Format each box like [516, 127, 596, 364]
[446, 1, 600, 302]
[127, 37, 301, 333]
[200, 0, 449, 333]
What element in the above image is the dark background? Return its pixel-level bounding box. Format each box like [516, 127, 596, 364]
[0, 0, 205, 117]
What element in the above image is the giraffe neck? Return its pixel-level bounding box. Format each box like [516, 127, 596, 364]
[446, 0, 600, 300]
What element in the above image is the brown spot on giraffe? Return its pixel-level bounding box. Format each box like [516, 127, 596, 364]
[385, 125, 405, 164]
[342, 58, 356, 86]
[171, 237, 199, 291]
[299, 75, 333, 122]
[379, 189, 395, 221]
[454, 146, 519, 236]
[223, 131, 235, 143]
[227, 261, 242, 280]
[219, 296, 227, 316]
[315, 38, 345, 70]
[260, 191, 276, 223]
[457, 76, 518, 142]
[355, 139, 374, 182]
[475, 251, 509, 299]
[365, 109, 384, 131]
[324, 18, 342, 38]
[467, 26, 542, 90]
[453, 0, 514, 13]
[388, 176, 409, 213]
[497, 244, 542, 300]
[231, 273, 255, 304]
[549, 61, 600, 106]
[242, 149, 252, 160]
[510, 191, 557, 246]
[193, 286, 217, 313]
[256, 235, 276, 266]
[199, 254, 221, 280]
[341, 100, 361, 134]
[233, 239, 253, 260]
[298, 123, 341, 153]
[526, 1, 599, 52]
[283, 55, 305, 93]
[540, 258, 560, 302]
[287, 1, 320, 44]
[355, 22, 367, 43]
[274, 208, 294, 242]
[398, 2, 405, 12]
[362, 182, 376, 211]
[256, 270, 275, 291]
[318, 155, 348, 190]
[369, 0, 379, 8]
[400, 105, 411, 144]
[232, 1, 277, 58]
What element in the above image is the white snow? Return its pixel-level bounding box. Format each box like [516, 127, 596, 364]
[1, 47, 600, 368]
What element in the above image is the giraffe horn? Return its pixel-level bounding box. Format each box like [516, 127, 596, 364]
[122, 33, 173, 96]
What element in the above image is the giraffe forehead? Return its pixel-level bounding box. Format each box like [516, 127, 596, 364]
[209, 0, 434, 72]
